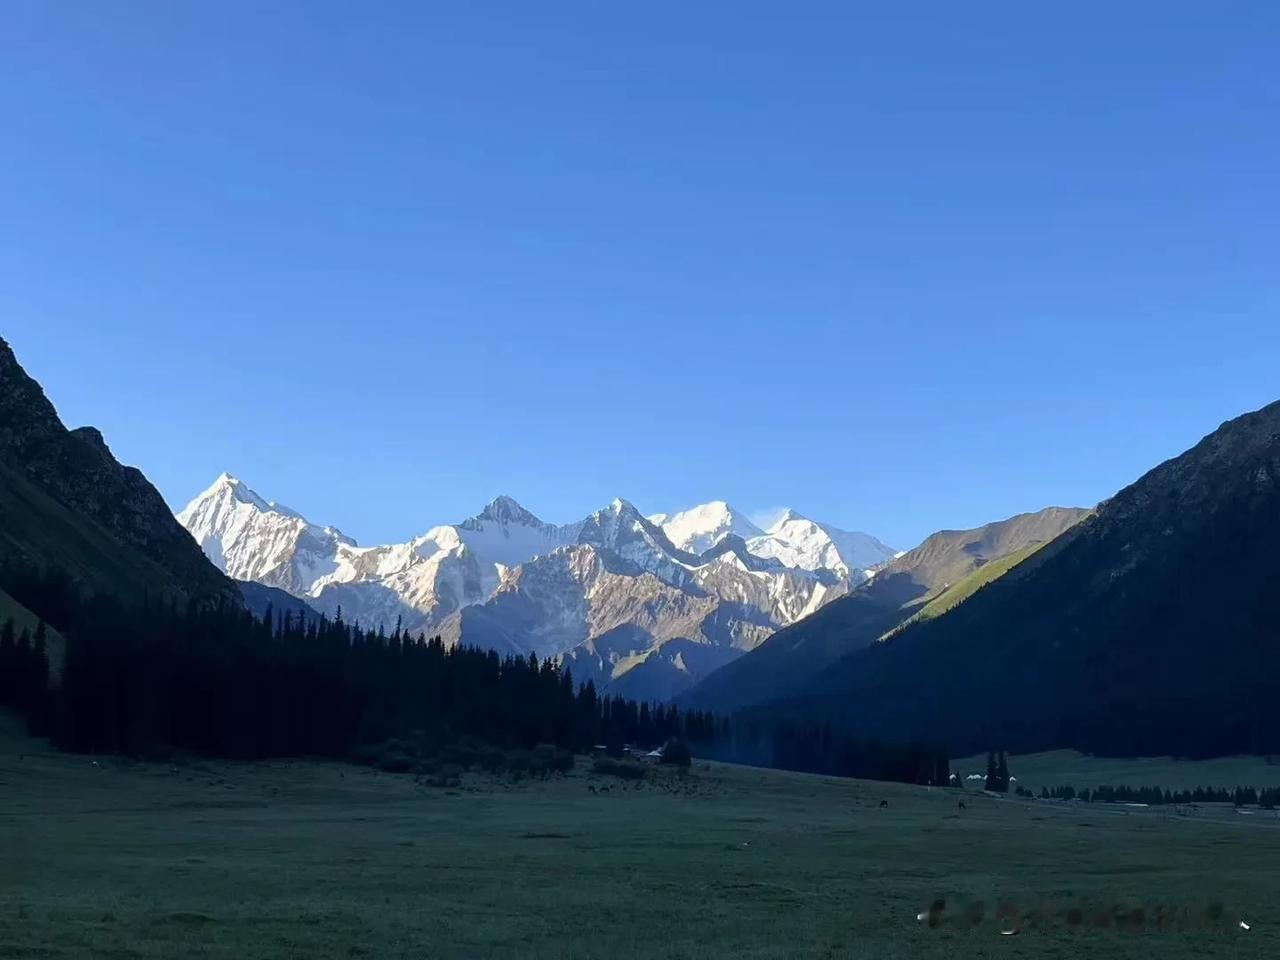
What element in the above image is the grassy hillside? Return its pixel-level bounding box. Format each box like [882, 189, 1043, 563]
[2, 724, 1277, 958]
[786, 399, 1280, 759]
[684, 506, 1088, 713]
[878, 541, 1044, 640]
[0, 460, 196, 602]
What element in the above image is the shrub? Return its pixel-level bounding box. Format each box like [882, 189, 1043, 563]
[659, 738, 692, 767]
[592, 757, 645, 780]
[505, 749, 533, 775]
[376, 751, 414, 773]
[351, 740, 417, 772]
[439, 743, 480, 769]
[532, 743, 575, 776]
[476, 745, 506, 773]
[349, 744, 380, 766]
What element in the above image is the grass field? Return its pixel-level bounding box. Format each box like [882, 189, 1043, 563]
[4, 720, 1280, 958]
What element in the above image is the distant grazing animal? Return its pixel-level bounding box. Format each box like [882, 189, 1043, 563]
[878, 799, 889, 808]
[600, 786, 610, 794]
[958, 800, 967, 810]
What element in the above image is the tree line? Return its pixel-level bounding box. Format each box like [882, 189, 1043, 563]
[45, 595, 720, 760]
[1040, 783, 1280, 807]
[0, 562, 950, 785]
[704, 717, 950, 785]
[0, 618, 50, 733]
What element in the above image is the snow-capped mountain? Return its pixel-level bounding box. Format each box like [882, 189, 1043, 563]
[745, 509, 896, 579]
[650, 501, 896, 579]
[177, 475, 580, 628]
[177, 473, 360, 595]
[649, 501, 764, 554]
[176, 476, 894, 700]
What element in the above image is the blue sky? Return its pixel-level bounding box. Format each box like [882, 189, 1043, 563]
[3, 1, 1277, 549]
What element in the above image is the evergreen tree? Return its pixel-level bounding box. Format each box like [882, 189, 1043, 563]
[660, 737, 692, 767]
[14, 627, 31, 707]
[25, 621, 50, 733]
[0, 560, 951, 788]
[996, 750, 1010, 793]
[0, 618, 14, 704]
[985, 750, 998, 791]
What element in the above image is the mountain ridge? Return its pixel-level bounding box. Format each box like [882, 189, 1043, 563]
[176, 475, 894, 699]
[680, 505, 1090, 713]
[761, 399, 1280, 758]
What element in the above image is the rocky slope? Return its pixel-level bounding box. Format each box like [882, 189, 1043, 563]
[0, 337, 235, 604]
[442, 504, 846, 701]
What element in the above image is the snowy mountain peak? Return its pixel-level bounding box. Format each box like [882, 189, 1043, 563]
[185, 473, 319, 529]
[200, 472, 269, 510]
[176, 473, 359, 594]
[746, 509, 896, 579]
[768, 507, 805, 531]
[656, 500, 764, 554]
[475, 495, 541, 526]
[580, 497, 646, 534]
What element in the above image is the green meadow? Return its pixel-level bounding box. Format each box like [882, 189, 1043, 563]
[3, 718, 1278, 959]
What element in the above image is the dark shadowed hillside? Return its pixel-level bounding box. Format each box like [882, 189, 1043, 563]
[682, 506, 1088, 713]
[772, 400, 1280, 759]
[0, 337, 235, 604]
[236, 580, 318, 622]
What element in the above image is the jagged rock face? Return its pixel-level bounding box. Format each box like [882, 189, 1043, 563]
[0, 342, 66, 460]
[177, 477, 897, 699]
[0, 337, 235, 603]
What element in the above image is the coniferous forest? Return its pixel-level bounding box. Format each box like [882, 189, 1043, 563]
[0, 563, 949, 785]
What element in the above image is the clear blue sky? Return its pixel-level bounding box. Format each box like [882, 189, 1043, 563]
[3, 1, 1277, 549]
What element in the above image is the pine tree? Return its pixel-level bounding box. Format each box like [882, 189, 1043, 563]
[14, 627, 32, 707]
[996, 750, 1010, 793]
[21, 622, 50, 734]
[985, 750, 998, 791]
[0, 618, 14, 704]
